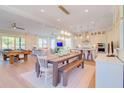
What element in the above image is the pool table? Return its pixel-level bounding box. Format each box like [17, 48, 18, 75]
[2, 50, 32, 64]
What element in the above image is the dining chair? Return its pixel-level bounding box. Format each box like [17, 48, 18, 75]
[36, 55, 53, 83]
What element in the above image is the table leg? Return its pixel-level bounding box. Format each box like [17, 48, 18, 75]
[53, 63, 58, 87]
[65, 60, 69, 64]
[80, 52, 84, 68]
[24, 54, 28, 62]
[16, 55, 19, 60]
[79, 54, 82, 60]
[3, 55, 6, 61]
[36, 62, 40, 77]
[82, 61, 84, 68]
[10, 55, 14, 64]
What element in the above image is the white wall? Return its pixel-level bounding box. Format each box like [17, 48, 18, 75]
[120, 20, 124, 49]
[119, 6, 124, 50]
[106, 29, 120, 48]
[25, 34, 39, 49]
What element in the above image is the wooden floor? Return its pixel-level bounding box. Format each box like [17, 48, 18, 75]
[85, 60, 96, 88]
[0, 55, 95, 88]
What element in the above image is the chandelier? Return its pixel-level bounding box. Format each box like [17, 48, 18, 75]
[57, 30, 71, 41]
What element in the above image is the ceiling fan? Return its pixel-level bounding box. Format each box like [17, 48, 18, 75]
[11, 23, 25, 30]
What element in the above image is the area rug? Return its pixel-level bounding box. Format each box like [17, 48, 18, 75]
[20, 64, 95, 88]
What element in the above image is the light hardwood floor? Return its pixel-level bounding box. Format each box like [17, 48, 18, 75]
[85, 61, 96, 88]
[0, 55, 95, 88]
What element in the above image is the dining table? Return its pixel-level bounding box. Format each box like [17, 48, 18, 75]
[35, 51, 83, 87]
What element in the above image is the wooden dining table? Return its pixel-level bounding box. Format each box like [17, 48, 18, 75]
[36, 51, 83, 87]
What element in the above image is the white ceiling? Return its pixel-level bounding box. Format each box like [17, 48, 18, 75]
[0, 5, 114, 36]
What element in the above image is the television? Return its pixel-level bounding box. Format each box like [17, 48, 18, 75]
[57, 42, 63, 47]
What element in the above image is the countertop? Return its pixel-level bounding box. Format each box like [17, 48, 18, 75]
[95, 53, 123, 64]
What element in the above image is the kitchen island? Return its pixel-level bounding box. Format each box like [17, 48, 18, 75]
[95, 53, 124, 88]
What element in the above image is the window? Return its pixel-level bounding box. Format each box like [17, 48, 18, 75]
[2, 36, 25, 49]
[21, 38, 25, 49]
[16, 37, 25, 49]
[38, 38, 48, 48]
[2, 36, 14, 49]
[51, 38, 56, 49]
[38, 38, 43, 48]
[65, 38, 72, 48]
[42, 39, 48, 48]
[16, 38, 20, 49]
[38, 37, 56, 49]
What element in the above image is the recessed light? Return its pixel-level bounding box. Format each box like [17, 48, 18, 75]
[41, 9, 45, 13]
[84, 9, 88, 13]
[57, 19, 61, 22]
[90, 21, 95, 24]
[70, 25, 72, 27]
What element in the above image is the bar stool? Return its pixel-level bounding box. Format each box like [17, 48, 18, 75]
[87, 50, 93, 60]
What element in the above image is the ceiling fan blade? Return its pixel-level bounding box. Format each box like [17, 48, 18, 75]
[11, 23, 25, 30]
[16, 26, 25, 30]
[58, 5, 70, 15]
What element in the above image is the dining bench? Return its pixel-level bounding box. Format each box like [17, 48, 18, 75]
[58, 59, 84, 86]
